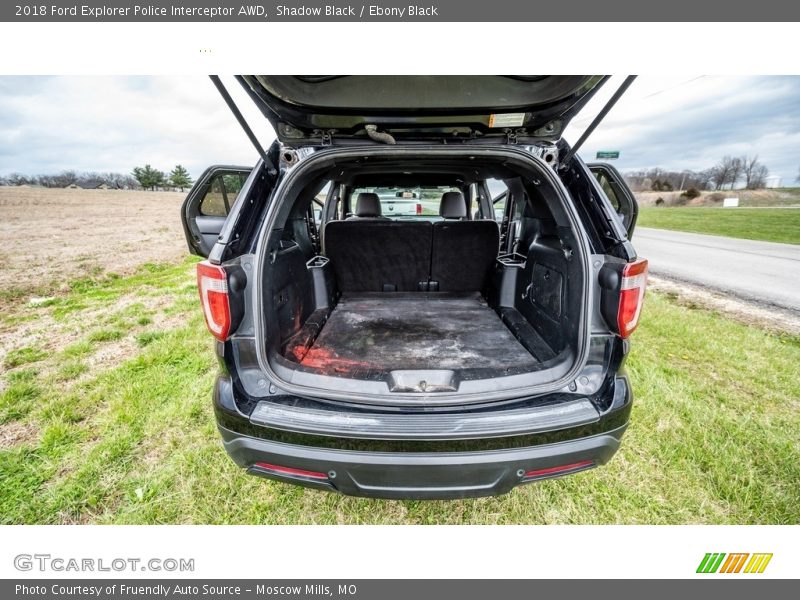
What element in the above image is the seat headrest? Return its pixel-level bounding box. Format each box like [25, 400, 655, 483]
[439, 191, 467, 219]
[355, 192, 382, 217]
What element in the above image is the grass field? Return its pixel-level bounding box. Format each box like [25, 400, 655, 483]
[2, 257, 798, 524]
[637, 207, 800, 245]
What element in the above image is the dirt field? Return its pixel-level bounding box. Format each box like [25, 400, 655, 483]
[0, 187, 187, 299]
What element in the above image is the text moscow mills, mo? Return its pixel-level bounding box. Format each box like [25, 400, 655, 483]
[16, 583, 360, 597]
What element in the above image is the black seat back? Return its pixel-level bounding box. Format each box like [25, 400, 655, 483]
[324, 220, 433, 292]
[431, 220, 500, 292]
[347, 192, 387, 220]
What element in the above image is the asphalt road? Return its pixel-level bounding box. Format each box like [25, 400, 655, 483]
[633, 227, 800, 312]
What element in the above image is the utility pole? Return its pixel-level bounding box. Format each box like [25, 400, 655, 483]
[679, 170, 688, 191]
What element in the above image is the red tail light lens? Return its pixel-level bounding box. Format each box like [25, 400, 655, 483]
[416, 203, 422, 215]
[524, 460, 595, 480]
[253, 462, 329, 480]
[617, 258, 648, 338]
[197, 261, 231, 341]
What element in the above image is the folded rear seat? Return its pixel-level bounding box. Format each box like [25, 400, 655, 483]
[431, 191, 500, 292]
[324, 220, 433, 292]
[324, 191, 498, 293]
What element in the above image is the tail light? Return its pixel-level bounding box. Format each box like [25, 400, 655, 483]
[523, 460, 595, 481]
[416, 203, 422, 215]
[197, 261, 231, 341]
[253, 462, 329, 481]
[617, 258, 648, 338]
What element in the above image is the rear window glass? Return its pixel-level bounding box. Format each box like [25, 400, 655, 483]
[488, 179, 509, 222]
[594, 172, 620, 211]
[315, 181, 331, 204]
[351, 186, 460, 219]
[470, 184, 482, 219]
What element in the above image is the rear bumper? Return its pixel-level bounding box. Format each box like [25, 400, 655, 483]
[213, 374, 633, 499]
[219, 423, 625, 499]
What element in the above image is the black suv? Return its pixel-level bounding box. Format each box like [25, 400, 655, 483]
[181, 75, 646, 499]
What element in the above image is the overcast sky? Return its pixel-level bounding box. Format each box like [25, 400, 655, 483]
[1, 75, 798, 184]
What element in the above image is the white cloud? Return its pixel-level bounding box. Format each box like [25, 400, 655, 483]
[567, 75, 800, 182]
[1, 75, 799, 184]
[0, 75, 275, 178]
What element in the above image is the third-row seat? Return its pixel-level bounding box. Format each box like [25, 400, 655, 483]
[431, 192, 500, 292]
[324, 191, 499, 293]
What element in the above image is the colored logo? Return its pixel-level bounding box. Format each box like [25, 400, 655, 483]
[696, 553, 773, 574]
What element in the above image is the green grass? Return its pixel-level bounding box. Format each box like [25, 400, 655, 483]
[637, 207, 800, 244]
[63, 341, 93, 359]
[136, 331, 167, 347]
[1, 262, 798, 524]
[87, 328, 125, 343]
[4, 346, 48, 369]
[55, 360, 89, 382]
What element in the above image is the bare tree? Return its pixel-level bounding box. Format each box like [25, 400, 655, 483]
[750, 164, 769, 189]
[710, 157, 734, 190]
[729, 157, 745, 189]
[709, 156, 746, 190]
[101, 172, 131, 189]
[743, 155, 769, 189]
[52, 170, 77, 187]
[623, 169, 712, 192]
[1, 169, 141, 189]
[6, 173, 30, 186]
[696, 169, 714, 190]
[36, 174, 57, 187]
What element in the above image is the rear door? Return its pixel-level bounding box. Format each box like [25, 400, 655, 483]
[588, 163, 639, 238]
[238, 75, 608, 146]
[181, 166, 252, 257]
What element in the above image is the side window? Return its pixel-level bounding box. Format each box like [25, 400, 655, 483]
[588, 163, 639, 238]
[199, 172, 248, 217]
[594, 171, 621, 212]
[487, 178, 509, 222]
[314, 181, 331, 225]
[333, 195, 342, 220]
[469, 184, 482, 219]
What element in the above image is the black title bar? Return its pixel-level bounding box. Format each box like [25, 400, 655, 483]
[4, 1, 800, 22]
[4, 579, 800, 600]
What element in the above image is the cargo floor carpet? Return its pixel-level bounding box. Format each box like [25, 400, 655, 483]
[300, 292, 540, 373]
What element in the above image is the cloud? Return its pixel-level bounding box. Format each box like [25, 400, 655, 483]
[0, 75, 798, 184]
[0, 75, 275, 178]
[567, 75, 800, 183]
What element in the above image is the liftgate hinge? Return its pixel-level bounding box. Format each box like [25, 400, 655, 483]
[316, 130, 334, 146]
[506, 129, 521, 144]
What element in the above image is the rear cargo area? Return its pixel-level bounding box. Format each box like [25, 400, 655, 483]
[294, 292, 539, 377]
[259, 150, 588, 400]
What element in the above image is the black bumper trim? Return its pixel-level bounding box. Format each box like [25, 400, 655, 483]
[219, 424, 626, 500]
[249, 397, 600, 440]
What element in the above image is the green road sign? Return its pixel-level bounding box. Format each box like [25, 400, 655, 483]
[596, 151, 620, 159]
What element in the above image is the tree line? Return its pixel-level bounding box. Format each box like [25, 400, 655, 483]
[623, 155, 776, 192]
[131, 164, 193, 191]
[0, 164, 194, 192]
